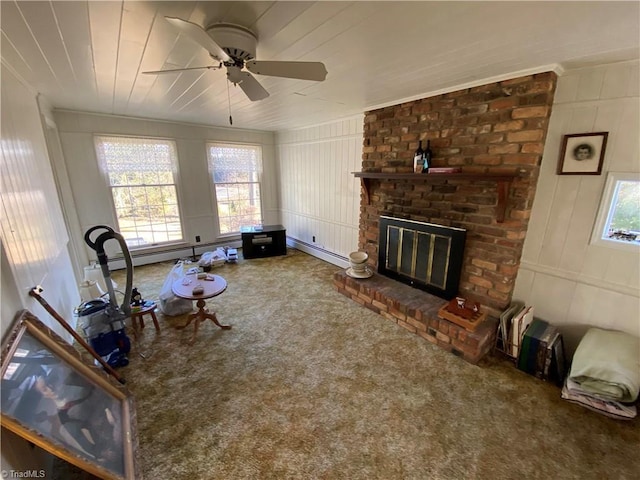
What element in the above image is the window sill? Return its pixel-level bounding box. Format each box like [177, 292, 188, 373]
[216, 233, 241, 240]
[590, 238, 640, 253]
[113, 241, 189, 259]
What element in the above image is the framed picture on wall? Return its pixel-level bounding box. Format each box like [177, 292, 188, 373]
[1, 310, 138, 480]
[557, 132, 608, 175]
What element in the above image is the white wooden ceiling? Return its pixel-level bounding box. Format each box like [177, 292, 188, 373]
[2, 1, 638, 132]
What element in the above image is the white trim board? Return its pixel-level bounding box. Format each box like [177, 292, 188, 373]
[519, 261, 639, 298]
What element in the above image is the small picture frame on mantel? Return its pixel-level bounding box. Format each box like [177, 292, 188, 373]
[557, 132, 608, 175]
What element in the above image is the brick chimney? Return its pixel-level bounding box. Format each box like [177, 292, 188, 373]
[359, 72, 557, 317]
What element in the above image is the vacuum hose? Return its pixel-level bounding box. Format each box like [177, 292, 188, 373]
[84, 225, 133, 315]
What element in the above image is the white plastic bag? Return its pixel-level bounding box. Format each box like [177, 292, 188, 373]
[198, 248, 227, 268]
[158, 261, 193, 316]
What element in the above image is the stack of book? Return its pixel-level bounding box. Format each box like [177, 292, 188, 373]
[516, 318, 566, 385]
[496, 302, 534, 358]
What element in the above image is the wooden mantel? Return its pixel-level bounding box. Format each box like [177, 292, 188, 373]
[353, 171, 518, 223]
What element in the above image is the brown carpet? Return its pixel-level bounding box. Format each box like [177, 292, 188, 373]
[57, 248, 639, 479]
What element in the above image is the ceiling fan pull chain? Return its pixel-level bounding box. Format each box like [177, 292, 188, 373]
[226, 80, 233, 125]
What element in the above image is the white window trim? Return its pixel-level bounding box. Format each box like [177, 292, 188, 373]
[206, 142, 264, 236]
[94, 135, 185, 251]
[590, 171, 640, 252]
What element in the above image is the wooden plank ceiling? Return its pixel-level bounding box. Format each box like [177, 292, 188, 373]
[1, 1, 638, 131]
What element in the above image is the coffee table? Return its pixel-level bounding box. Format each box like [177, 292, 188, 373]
[172, 274, 230, 344]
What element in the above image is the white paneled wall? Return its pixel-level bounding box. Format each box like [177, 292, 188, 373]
[54, 111, 277, 269]
[276, 115, 363, 264]
[0, 65, 78, 342]
[1, 66, 69, 291]
[513, 60, 640, 356]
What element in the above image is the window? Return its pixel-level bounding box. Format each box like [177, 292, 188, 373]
[207, 143, 263, 235]
[591, 172, 640, 250]
[95, 136, 183, 248]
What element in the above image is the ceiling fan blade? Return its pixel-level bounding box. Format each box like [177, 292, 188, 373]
[245, 61, 328, 81]
[228, 70, 269, 101]
[142, 65, 221, 75]
[164, 17, 230, 63]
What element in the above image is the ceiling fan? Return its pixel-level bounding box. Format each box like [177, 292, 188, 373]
[143, 17, 328, 102]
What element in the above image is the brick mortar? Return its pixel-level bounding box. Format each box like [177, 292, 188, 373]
[359, 72, 557, 315]
[334, 271, 497, 364]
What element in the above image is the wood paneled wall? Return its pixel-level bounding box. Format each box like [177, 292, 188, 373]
[1, 66, 68, 290]
[513, 60, 640, 355]
[276, 116, 363, 261]
[0, 65, 78, 342]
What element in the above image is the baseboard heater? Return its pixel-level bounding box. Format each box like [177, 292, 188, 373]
[286, 238, 349, 269]
[108, 240, 242, 270]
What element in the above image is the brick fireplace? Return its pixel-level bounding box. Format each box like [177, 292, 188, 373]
[334, 72, 557, 363]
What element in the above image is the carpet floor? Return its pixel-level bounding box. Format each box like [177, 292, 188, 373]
[56, 248, 639, 479]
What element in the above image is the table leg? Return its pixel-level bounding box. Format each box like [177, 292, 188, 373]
[130, 316, 140, 340]
[149, 310, 161, 332]
[177, 310, 200, 330]
[190, 312, 201, 345]
[187, 299, 231, 344]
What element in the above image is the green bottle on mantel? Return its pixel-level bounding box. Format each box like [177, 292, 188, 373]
[413, 140, 424, 173]
[422, 140, 432, 173]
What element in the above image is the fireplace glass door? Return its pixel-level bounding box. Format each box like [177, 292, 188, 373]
[379, 216, 466, 299]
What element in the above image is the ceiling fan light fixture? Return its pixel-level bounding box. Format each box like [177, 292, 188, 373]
[206, 23, 258, 62]
[151, 17, 327, 103]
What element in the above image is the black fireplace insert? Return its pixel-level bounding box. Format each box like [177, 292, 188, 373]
[378, 216, 466, 300]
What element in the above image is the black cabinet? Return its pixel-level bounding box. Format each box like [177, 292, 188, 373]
[241, 225, 287, 259]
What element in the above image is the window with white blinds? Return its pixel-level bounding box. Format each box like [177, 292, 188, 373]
[207, 143, 263, 235]
[94, 136, 183, 248]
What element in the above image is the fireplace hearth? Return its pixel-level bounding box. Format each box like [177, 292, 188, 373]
[335, 215, 495, 365]
[332, 270, 497, 364]
[378, 216, 466, 300]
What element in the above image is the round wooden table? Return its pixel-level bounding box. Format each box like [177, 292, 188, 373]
[172, 274, 230, 344]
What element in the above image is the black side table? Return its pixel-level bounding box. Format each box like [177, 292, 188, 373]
[241, 225, 287, 258]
